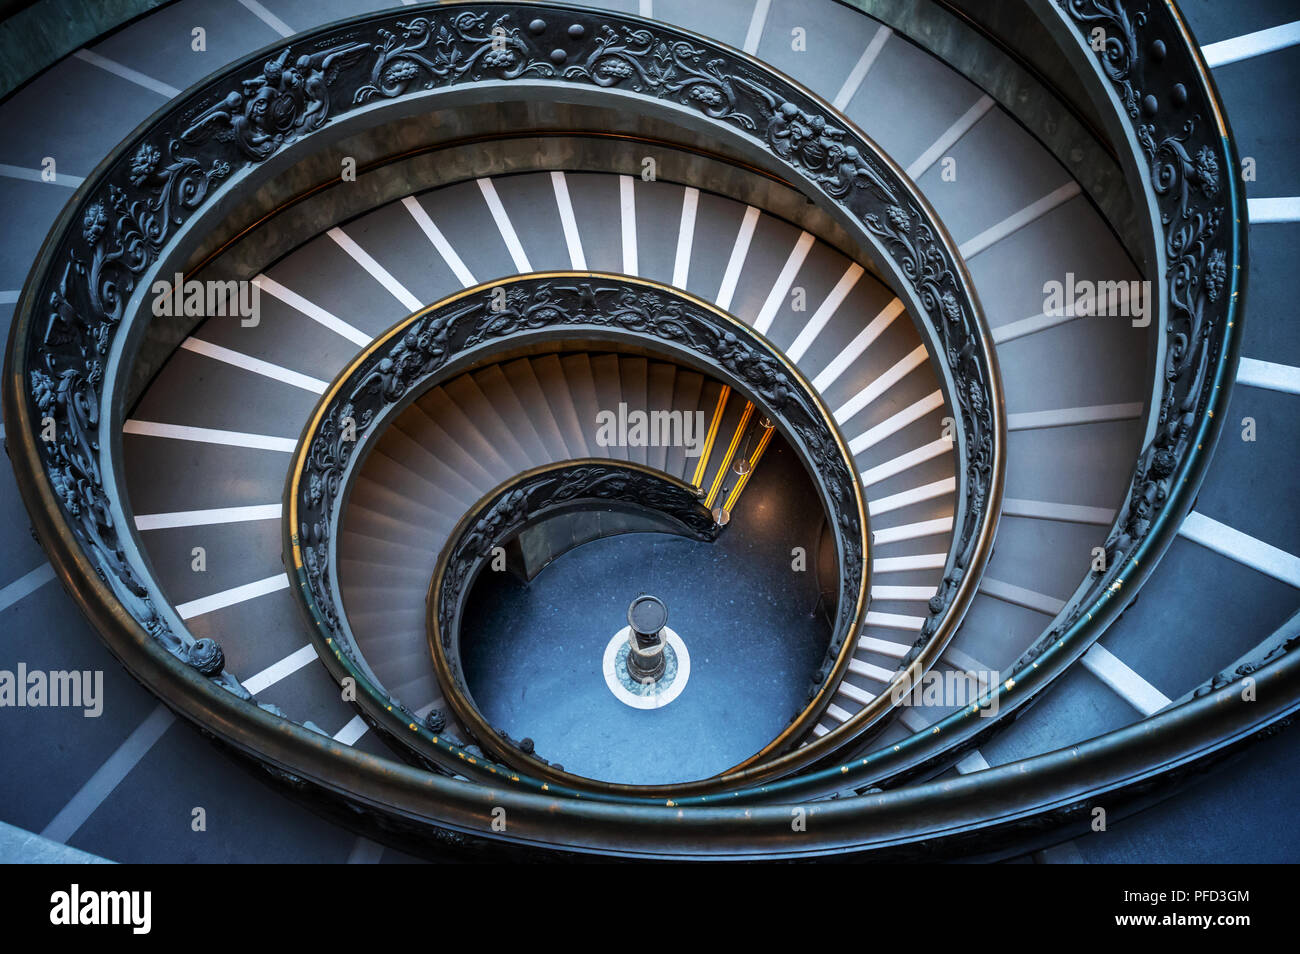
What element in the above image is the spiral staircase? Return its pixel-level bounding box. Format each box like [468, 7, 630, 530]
[0, 0, 1295, 862]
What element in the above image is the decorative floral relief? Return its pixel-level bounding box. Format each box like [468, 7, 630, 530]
[293, 278, 868, 698]
[20, 6, 995, 724]
[1010, 3, 1239, 670]
[356, 13, 555, 102]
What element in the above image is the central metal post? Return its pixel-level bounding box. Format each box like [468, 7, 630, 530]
[626, 595, 669, 682]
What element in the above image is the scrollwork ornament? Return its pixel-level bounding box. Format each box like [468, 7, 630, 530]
[18, 5, 994, 745]
[1005, 1, 1239, 676]
[291, 277, 873, 720]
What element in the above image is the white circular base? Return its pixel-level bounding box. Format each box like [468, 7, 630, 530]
[602, 626, 691, 709]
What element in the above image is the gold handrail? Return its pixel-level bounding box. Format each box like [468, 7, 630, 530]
[704, 401, 754, 510]
[690, 385, 730, 489]
[723, 422, 775, 514]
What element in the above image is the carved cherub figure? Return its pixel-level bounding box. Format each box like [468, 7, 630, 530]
[181, 42, 369, 159]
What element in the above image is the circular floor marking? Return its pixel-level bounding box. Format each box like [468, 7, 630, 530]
[602, 625, 691, 709]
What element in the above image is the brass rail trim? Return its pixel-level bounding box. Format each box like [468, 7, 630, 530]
[724, 422, 775, 514]
[704, 401, 754, 510]
[285, 271, 871, 797]
[691, 385, 730, 489]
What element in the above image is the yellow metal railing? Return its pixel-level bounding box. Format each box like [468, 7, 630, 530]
[723, 420, 775, 513]
[690, 384, 730, 488]
[704, 401, 754, 509]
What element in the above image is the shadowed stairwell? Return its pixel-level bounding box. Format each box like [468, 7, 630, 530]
[0, 0, 1294, 868]
[460, 440, 831, 784]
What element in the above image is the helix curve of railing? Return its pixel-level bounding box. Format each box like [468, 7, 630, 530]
[2, 1, 1002, 793]
[721, 0, 1259, 800]
[286, 272, 875, 796]
[4, 0, 1268, 854]
[426, 459, 722, 778]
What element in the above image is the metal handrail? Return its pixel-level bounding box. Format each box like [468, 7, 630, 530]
[425, 459, 720, 784]
[6, 0, 1267, 853]
[672, 0, 1255, 801]
[285, 273, 870, 796]
[3, 0, 1001, 799]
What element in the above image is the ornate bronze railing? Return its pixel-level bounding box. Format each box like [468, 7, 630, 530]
[3, 1, 1001, 786]
[657, 0, 1255, 801]
[861, 0, 1253, 790]
[0, 0, 1285, 856]
[286, 273, 869, 795]
[426, 459, 719, 781]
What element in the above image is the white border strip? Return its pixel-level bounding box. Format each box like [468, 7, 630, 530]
[873, 516, 953, 546]
[872, 553, 946, 573]
[954, 750, 991, 774]
[849, 390, 943, 455]
[73, 49, 180, 98]
[742, 0, 771, 54]
[868, 477, 955, 517]
[123, 419, 297, 453]
[180, 337, 327, 393]
[1002, 497, 1116, 525]
[752, 231, 814, 334]
[786, 263, 864, 363]
[1007, 402, 1143, 430]
[871, 585, 937, 602]
[1180, 511, 1300, 587]
[959, 182, 1081, 259]
[402, 195, 477, 287]
[174, 573, 291, 620]
[906, 95, 994, 180]
[619, 174, 638, 276]
[979, 577, 1066, 616]
[478, 177, 532, 273]
[39, 643, 315, 843]
[1202, 22, 1300, 68]
[0, 563, 55, 612]
[715, 205, 760, 310]
[550, 171, 587, 270]
[1247, 197, 1300, 223]
[863, 610, 924, 631]
[834, 345, 928, 424]
[327, 227, 423, 312]
[0, 163, 83, 187]
[837, 681, 874, 706]
[241, 643, 317, 695]
[991, 310, 1076, 344]
[134, 504, 282, 531]
[861, 438, 952, 487]
[858, 636, 910, 658]
[672, 187, 699, 288]
[254, 275, 372, 346]
[236, 0, 294, 38]
[849, 658, 895, 682]
[811, 296, 904, 392]
[333, 715, 370, 746]
[1081, 644, 1171, 716]
[1238, 356, 1300, 394]
[832, 27, 891, 110]
[40, 704, 176, 843]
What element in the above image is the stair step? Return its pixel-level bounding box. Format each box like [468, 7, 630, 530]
[589, 353, 629, 462]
